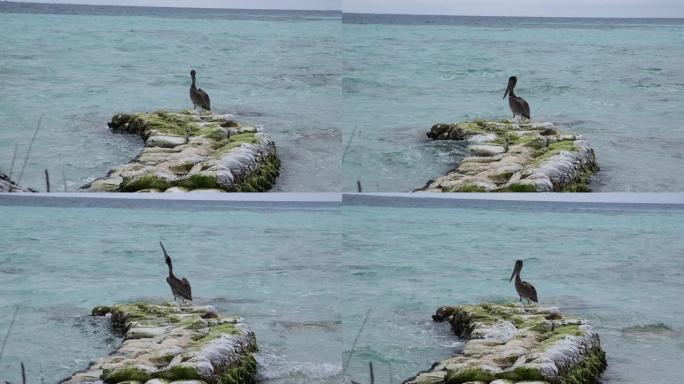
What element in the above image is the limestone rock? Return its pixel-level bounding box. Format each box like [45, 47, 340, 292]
[404, 304, 606, 384]
[469, 145, 506, 157]
[0, 171, 35, 192]
[146, 135, 188, 148]
[80, 111, 280, 192]
[61, 302, 258, 384]
[419, 120, 599, 192]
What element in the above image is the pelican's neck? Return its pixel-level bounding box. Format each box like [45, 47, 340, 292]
[166, 259, 174, 277]
[515, 271, 522, 285]
[191, 76, 196, 88]
[508, 88, 516, 98]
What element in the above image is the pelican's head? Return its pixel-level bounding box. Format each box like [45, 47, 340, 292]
[509, 259, 523, 281]
[504, 76, 517, 99]
[190, 69, 196, 77]
[160, 241, 171, 263]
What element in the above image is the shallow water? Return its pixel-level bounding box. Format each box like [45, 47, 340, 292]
[343, 15, 684, 192]
[0, 3, 341, 192]
[342, 202, 684, 383]
[0, 203, 342, 384]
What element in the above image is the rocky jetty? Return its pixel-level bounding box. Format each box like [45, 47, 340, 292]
[419, 120, 598, 192]
[61, 302, 258, 384]
[81, 111, 280, 192]
[0, 171, 34, 192]
[405, 304, 606, 384]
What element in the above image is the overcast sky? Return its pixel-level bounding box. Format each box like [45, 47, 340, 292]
[14, 0, 684, 17]
[344, 0, 684, 17]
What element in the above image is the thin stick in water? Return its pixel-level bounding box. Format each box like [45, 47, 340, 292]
[17, 115, 43, 184]
[0, 307, 19, 363]
[44, 169, 50, 193]
[8, 144, 18, 179]
[343, 127, 358, 161]
[357, 180, 362, 193]
[21, 362, 26, 384]
[369, 362, 374, 384]
[342, 307, 371, 374]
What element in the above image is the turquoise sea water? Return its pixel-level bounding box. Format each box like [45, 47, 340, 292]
[0, 203, 342, 384]
[0, 3, 341, 192]
[343, 15, 684, 192]
[342, 202, 684, 383]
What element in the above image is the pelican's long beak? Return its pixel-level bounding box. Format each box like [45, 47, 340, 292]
[503, 80, 512, 99]
[160, 241, 169, 257]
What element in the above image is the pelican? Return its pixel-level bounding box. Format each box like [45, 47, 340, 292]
[503, 76, 530, 121]
[509, 260, 538, 304]
[160, 241, 192, 305]
[189, 69, 211, 112]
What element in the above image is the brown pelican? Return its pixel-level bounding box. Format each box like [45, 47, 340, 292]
[160, 241, 192, 304]
[503, 76, 530, 120]
[509, 260, 538, 304]
[189, 70, 211, 112]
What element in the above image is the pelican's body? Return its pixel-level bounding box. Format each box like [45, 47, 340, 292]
[160, 241, 192, 303]
[503, 76, 530, 120]
[509, 260, 538, 304]
[190, 70, 211, 112]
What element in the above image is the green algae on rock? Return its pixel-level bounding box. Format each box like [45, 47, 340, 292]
[80, 111, 280, 192]
[418, 120, 599, 192]
[61, 302, 258, 384]
[404, 304, 606, 384]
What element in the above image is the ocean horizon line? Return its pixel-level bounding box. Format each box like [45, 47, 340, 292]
[342, 11, 684, 20]
[0, 1, 341, 14]
[4, 2, 684, 19]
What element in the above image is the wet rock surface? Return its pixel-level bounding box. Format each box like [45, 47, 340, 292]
[404, 304, 606, 384]
[0, 171, 35, 192]
[61, 302, 258, 384]
[80, 111, 279, 192]
[419, 120, 598, 192]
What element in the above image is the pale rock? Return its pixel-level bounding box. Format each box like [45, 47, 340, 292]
[469, 144, 506, 157]
[146, 135, 187, 148]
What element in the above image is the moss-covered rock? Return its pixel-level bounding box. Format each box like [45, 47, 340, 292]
[419, 120, 599, 192]
[405, 304, 606, 384]
[80, 111, 280, 192]
[220, 354, 258, 384]
[60, 302, 258, 384]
